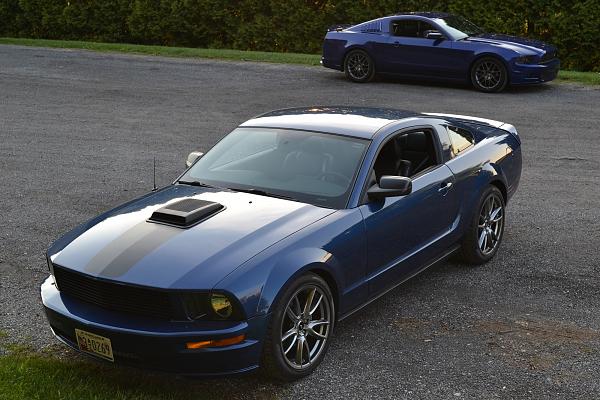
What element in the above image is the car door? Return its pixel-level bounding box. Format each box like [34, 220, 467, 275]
[384, 19, 466, 78]
[358, 128, 460, 296]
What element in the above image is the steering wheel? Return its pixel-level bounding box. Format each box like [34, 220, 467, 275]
[318, 171, 351, 186]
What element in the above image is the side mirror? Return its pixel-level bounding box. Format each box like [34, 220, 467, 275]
[367, 176, 412, 200]
[425, 30, 444, 40]
[185, 151, 204, 168]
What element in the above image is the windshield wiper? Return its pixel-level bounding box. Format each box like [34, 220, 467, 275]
[226, 187, 295, 201]
[177, 180, 218, 188]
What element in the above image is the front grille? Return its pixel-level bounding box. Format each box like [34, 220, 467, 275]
[53, 265, 194, 320]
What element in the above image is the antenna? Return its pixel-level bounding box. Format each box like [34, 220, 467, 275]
[152, 157, 157, 191]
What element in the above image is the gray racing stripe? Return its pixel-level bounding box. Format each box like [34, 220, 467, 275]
[84, 222, 180, 278]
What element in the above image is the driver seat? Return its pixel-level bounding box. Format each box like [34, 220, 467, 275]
[397, 131, 432, 176]
[281, 138, 332, 179]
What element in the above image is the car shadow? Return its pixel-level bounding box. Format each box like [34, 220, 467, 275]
[325, 72, 556, 94]
[374, 75, 473, 92]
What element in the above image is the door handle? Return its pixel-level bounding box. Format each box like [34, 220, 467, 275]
[438, 182, 452, 193]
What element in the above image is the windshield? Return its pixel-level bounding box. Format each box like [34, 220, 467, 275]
[180, 128, 369, 208]
[434, 15, 485, 40]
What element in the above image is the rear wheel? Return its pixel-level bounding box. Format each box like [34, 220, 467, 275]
[261, 273, 335, 381]
[459, 185, 505, 264]
[344, 49, 375, 83]
[471, 57, 508, 92]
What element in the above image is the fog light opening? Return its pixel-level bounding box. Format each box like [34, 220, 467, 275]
[186, 334, 245, 350]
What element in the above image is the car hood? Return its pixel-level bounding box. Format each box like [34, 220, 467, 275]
[467, 33, 555, 54]
[50, 185, 335, 290]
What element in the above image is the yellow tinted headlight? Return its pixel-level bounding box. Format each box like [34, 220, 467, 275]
[210, 293, 233, 318]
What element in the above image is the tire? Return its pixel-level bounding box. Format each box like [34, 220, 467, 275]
[344, 49, 375, 83]
[459, 185, 506, 264]
[261, 273, 335, 381]
[470, 57, 508, 93]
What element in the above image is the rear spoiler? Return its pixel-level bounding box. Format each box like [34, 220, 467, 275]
[327, 24, 352, 32]
[424, 112, 505, 128]
[423, 112, 520, 141]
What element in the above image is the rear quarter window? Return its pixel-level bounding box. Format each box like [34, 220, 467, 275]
[353, 20, 384, 33]
[447, 125, 475, 156]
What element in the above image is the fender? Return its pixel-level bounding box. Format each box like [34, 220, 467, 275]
[468, 161, 509, 210]
[215, 209, 367, 319]
[259, 248, 343, 316]
[469, 52, 514, 82]
[342, 45, 377, 65]
[214, 246, 343, 319]
[447, 155, 510, 236]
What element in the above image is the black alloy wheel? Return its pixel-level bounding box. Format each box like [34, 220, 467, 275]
[344, 49, 375, 83]
[471, 57, 508, 92]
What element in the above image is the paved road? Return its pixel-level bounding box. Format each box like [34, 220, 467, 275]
[1, 45, 599, 399]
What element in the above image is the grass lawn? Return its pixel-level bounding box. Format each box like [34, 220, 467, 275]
[0, 344, 278, 400]
[1, 37, 598, 86]
[0, 331, 278, 400]
[0, 37, 321, 66]
[0, 348, 198, 400]
[555, 69, 600, 85]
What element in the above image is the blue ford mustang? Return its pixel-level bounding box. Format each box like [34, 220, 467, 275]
[322, 12, 560, 92]
[42, 107, 522, 380]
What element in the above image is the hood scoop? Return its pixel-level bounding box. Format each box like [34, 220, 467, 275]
[148, 198, 224, 228]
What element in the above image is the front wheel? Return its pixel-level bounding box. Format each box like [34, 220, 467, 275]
[470, 57, 508, 92]
[261, 273, 335, 381]
[344, 49, 375, 83]
[459, 185, 505, 264]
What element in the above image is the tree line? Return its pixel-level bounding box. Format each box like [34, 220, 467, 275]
[1, 0, 598, 71]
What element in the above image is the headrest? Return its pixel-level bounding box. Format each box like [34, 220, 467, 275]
[399, 131, 427, 151]
[299, 137, 325, 154]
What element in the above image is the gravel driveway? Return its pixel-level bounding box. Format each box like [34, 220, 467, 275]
[1, 45, 599, 399]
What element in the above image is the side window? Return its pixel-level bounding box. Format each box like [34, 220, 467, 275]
[392, 20, 439, 38]
[372, 129, 438, 182]
[418, 22, 438, 38]
[446, 125, 474, 156]
[391, 20, 419, 37]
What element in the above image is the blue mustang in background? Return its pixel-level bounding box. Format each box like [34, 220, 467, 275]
[322, 12, 560, 92]
[42, 107, 522, 380]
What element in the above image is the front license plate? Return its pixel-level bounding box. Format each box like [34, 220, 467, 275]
[75, 329, 114, 362]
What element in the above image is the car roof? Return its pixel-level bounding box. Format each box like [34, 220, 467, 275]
[240, 107, 422, 139]
[392, 11, 451, 19]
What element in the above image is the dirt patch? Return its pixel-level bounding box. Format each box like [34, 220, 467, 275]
[477, 319, 600, 371]
[393, 317, 430, 332]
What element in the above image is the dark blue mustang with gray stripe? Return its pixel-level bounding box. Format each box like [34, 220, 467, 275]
[42, 107, 521, 380]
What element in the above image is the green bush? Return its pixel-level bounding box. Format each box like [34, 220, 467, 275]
[0, 0, 598, 71]
[62, 0, 131, 42]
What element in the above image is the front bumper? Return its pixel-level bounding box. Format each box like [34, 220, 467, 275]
[510, 59, 560, 85]
[321, 56, 343, 71]
[41, 276, 268, 376]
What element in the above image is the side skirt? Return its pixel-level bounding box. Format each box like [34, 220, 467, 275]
[337, 244, 460, 321]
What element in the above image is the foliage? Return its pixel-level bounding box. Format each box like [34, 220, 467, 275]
[0, 0, 598, 71]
